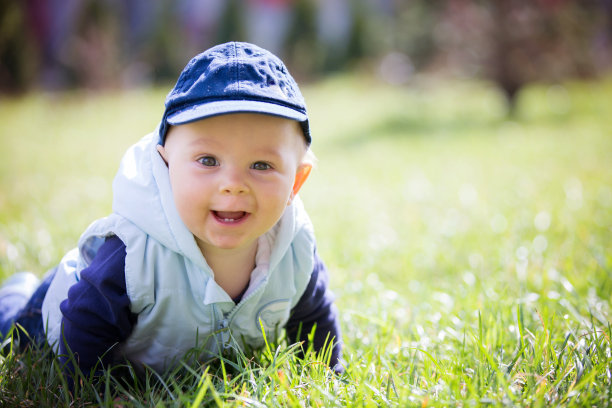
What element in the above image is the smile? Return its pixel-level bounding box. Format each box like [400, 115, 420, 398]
[212, 210, 249, 224]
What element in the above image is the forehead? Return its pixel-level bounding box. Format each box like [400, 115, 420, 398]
[165, 113, 305, 150]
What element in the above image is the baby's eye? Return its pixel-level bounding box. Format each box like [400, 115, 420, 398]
[251, 161, 272, 171]
[198, 156, 219, 167]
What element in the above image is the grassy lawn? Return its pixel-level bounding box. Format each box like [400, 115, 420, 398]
[1, 73, 611, 406]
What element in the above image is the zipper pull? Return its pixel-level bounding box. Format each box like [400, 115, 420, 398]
[218, 318, 230, 348]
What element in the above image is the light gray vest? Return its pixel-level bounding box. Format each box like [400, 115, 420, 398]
[43, 203, 315, 373]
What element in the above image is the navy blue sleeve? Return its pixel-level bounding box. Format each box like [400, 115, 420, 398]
[59, 235, 136, 376]
[285, 247, 343, 371]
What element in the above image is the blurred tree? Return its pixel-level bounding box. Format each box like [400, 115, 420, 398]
[339, 0, 440, 87]
[285, 0, 319, 77]
[385, 0, 441, 70]
[434, 0, 611, 115]
[346, 1, 368, 66]
[68, 0, 121, 89]
[217, 0, 247, 45]
[360, 0, 451, 88]
[145, 1, 185, 82]
[2, 0, 611, 94]
[0, 0, 36, 92]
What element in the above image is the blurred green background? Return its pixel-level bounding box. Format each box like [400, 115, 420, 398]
[1, 2, 612, 404]
[1, 0, 611, 299]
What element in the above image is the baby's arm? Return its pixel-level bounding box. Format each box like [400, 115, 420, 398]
[59, 236, 136, 378]
[285, 247, 343, 371]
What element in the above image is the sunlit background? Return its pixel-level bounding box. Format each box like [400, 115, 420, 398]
[1, 0, 611, 306]
[1, 2, 611, 298]
[2, 1, 612, 405]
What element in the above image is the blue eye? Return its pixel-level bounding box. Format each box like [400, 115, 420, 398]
[198, 156, 218, 167]
[251, 161, 272, 171]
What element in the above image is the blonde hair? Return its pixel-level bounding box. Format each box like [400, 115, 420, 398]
[302, 147, 318, 167]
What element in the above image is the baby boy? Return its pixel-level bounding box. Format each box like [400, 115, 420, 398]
[0, 42, 342, 379]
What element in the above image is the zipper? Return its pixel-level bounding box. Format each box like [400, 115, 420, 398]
[213, 304, 231, 349]
[226, 278, 267, 324]
[214, 278, 268, 349]
[218, 317, 230, 348]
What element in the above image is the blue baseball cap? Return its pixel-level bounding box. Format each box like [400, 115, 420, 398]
[159, 42, 311, 145]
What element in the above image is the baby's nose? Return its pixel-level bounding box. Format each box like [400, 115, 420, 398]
[219, 169, 249, 195]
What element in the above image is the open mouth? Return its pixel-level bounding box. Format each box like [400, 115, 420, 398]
[212, 210, 249, 224]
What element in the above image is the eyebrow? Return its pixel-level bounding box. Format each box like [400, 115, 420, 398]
[253, 145, 284, 156]
[184, 135, 220, 150]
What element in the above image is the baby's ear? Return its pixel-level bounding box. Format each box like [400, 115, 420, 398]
[156, 144, 169, 165]
[289, 163, 312, 204]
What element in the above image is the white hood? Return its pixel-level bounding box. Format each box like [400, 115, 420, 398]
[112, 131, 210, 271]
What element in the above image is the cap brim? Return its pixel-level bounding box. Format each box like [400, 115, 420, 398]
[167, 100, 308, 126]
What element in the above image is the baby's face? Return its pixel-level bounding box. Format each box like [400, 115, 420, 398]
[158, 113, 308, 257]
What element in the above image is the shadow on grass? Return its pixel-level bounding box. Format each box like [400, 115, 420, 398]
[328, 105, 579, 151]
[329, 113, 504, 149]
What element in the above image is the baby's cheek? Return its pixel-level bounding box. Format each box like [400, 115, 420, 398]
[173, 185, 204, 219]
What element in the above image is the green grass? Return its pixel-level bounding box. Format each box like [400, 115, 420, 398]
[1, 73, 611, 406]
